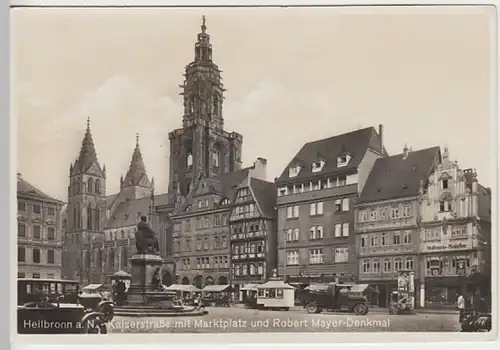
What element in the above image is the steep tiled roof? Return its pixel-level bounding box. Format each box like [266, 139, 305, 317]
[276, 127, 385, 184]
[250, 178, 276, 218]
[17, 174, 63, 204]
[358, 146, 441, 204]
[104, 192, 170, 228]
[176, 167, 251, 214]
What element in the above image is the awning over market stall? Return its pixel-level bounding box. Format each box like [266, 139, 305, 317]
[202, 284, 234, 293]
[257, 280, 295, 290]
[240, 284, 259, 291]
[164, 284, 201, 293]
[108, 270, 132, 280]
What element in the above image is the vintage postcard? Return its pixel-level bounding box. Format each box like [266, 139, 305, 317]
[11, 3, 497, 344]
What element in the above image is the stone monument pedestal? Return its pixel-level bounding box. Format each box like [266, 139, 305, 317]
[114, 254, 207, 317]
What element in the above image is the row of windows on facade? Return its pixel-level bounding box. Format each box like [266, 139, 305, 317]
[278, 174, 353, 197]
[18, 247, 56, 264]
[288, 155, 352, 179]
[174, 214, 229, 232]
[69, 177, 102, 196]
[286, 247, 349, 265]
[361, 256, 415, 273]
[18, 223, 56, 240]
[17, 272, 56, 279]
[71, 206, 102, 230]
[233, 263, 266, 276]
[173, 235, 229, 253]
[18, 201, 57, 216]
[286, 199, 350, 220]
[232, 241, 265, 255]
[82, 248, 129, 269]
[425, 254, 476, 276]
[231, 220, 267, 235]
[424, 225, 468, 241]
[286, 223, 350, 242]
[177, 256, 229, 270]
[359, 230, 413, 247]
[357, 203, 412, 222]
[191, 188, 251, 212]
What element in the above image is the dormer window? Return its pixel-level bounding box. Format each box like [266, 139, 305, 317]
[289, 165, 301, 178]
[312, 160, 325, 173]
[184, 205, 192, 212]
[220, 198, 231, 206]
[337, 154, 352, 167]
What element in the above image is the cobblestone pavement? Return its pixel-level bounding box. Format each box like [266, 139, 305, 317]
[107, 306, 461, 333]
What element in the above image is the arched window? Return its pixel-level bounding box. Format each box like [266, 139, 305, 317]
[85, 250, 91, 269]
[109, 248, 115, 269]
[122, 248, 128, 268]
[212, 148, 220, 168]
[439, 192, 453, 212]
[213, 96, 218, 115]
[95, 179, 101, 194]
[96, 249, 102, 268]
[87, 178, 93, 193]
[87, 205, 93, 230]
[76, 203, 81, 229]
[187, 153, 193, 168]
[94, 208, 100, 230]
[73, 207, 77, 229]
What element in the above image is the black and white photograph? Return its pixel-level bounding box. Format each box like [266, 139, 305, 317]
[11, 3, 495, 340]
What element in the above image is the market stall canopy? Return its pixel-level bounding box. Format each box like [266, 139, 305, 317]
[305, 284, 329, 292]
[240, 284, 259, 291]
[109, 270, 132, 279]
[257, 279, 295, 290]
[202, 284, 234, 293]
[82, 284, 104, 291]
[164, 284, 201, 293]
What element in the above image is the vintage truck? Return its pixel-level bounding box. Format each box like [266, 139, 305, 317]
[298, 282, 370, 315]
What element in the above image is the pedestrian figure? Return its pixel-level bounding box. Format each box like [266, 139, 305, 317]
[457, 292, 465, 323]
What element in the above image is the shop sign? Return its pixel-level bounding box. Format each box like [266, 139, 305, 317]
[422, 240, 471, 253]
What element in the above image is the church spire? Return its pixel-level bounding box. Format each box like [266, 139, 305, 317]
[194, 15, 212, 62]
[73, 117, 100, 175]
[122, 133, 149, 187]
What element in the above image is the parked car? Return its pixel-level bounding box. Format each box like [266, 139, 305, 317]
[17, 278, 108, 334]
[298, 282, 369, 315]
[78, 284, 114, 321]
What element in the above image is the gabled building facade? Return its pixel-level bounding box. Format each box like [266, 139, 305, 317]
[17, 173, 64, 279]
[171, 158, 267, 288]
[229, 174, 277, 293]
[418, 147, 491, 307]
[355, 146, 440, 307]
[276, 126, 386, 285]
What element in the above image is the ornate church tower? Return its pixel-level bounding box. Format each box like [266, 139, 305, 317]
[67, 118, 107, 234]
[63, 118, 107, 281]
[168, 16, 243, 198]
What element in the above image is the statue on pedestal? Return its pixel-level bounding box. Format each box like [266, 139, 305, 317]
[134, 216, 160, 255]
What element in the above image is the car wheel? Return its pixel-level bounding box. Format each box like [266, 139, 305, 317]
[83, 318, 107, 334]
[98, 304, 114, 322]
[354, 303, 368, 315]
[306, 302, 318, 314]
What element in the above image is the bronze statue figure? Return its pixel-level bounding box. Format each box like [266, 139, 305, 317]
[135, 216, 160, 255]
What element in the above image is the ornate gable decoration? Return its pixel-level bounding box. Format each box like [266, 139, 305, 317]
[138, 176, 150, 188]
[87, 162, 102, 176]
[439, 172, 452, 181]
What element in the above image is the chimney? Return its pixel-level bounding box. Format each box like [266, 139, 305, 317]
[403, 143, 410, 160]
[249, 157, 267, 181]
[378, 124, 383, 152]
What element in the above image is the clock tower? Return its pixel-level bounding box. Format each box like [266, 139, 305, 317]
[168, 16, 243, 198]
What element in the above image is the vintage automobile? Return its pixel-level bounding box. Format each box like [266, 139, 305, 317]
[298, 282, 369, 315]
[78, 284, 114, 321]
[17, 278, 108, 334]
[460, 310, 492, 332]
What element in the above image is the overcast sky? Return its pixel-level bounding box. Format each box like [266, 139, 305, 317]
[12, 6, 494, 201]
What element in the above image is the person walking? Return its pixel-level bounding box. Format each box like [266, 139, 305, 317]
[457, 292, 465, 323]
